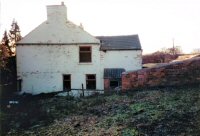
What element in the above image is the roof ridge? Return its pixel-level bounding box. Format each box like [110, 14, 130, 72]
[96, 34, 138, 37]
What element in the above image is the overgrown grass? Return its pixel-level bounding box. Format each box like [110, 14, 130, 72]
[1, 85, 200, 135]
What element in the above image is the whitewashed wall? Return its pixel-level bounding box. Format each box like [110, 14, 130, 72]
[100, 50, 142, 71]
[16, 4, 142, 95]
[17, 44, 103, 94]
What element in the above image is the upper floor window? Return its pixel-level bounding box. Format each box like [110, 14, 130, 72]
[79, 46, 91, 63]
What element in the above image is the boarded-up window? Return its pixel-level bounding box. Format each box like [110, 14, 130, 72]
[86, 74, 96, 89]
[63, 75, 71, 91]
[79, 47, 91, 62]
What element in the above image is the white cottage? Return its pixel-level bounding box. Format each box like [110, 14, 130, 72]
[16, 3, 142, 95]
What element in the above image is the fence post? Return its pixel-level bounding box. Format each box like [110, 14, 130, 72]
[82, 83, 84, 97]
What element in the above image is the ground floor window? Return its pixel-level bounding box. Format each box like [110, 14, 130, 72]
[104, 68, 125, 90]
[63, 75, 71, 91]
[110, 80, 119, 89]
[86, 74, 96, 89]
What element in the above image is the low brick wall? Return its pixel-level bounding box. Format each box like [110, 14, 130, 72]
[122, 57, 200, 91]
[104, 79, 110, 90]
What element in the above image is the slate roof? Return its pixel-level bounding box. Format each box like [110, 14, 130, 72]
[104, 68, 125, 79]
[96, 35, 141, 50]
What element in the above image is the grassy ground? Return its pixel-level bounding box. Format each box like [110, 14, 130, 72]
[1, 85, 200, 136]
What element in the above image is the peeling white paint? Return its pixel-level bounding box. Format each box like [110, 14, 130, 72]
[17, 45, 103, 94]
[100, 50, 142, 71]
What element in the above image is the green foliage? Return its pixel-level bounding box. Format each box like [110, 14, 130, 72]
[105, 94, 122, 103]
[84, 95, 106, 106]
[2, 86, 200, 135]
[122, 128, 139, 136]
[130, 103, 146, 114]
[129, 102, 163, 122]
[99, 113, 129, 128]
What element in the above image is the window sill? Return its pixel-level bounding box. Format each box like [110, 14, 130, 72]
[78, 62, 93, 65]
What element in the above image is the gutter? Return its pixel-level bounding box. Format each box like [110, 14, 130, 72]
[16, 43, 100, 46]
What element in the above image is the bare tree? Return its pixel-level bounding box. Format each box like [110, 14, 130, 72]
[161, 46, 182, 55]
[9, 19, 22, 55]
[1, 31, 11, 54]
[0, 31, 11, 67]
[192, 48, 200, 54]
[0, 20, 22, 56]
[0, 20, 22, 68]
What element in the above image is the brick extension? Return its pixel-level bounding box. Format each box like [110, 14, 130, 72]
[122, 57, 200, 91]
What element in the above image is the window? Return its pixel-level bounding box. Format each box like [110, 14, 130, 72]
[110, 80, 119, 89]
[63, 75, 71, 91]
[17, 79, 22, 92]
[86, 74, 96, 89]
[79, 47, 91, 63]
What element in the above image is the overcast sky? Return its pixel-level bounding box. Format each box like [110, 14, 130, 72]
[1, 0, 200, 54]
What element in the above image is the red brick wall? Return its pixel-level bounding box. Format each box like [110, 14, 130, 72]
[122, 57, 200, 91]
[104, 79, 110, 90]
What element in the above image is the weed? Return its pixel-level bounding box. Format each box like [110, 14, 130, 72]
[122, 128, 139, 136]
[2, 86, 200, 135]
[129, 103, 146, 114]
[98, 113, 129, 129]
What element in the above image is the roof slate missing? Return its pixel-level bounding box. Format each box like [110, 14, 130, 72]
[104, 68, 126, 79]
[96, 35, 142, 50]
